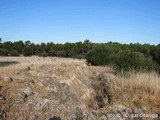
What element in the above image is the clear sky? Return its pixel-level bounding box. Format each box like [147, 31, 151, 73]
[0, 0, 160, 44]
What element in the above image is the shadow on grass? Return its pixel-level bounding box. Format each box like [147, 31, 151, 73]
[0, 61, 19, 67]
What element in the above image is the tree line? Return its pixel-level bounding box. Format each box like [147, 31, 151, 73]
[0, 39, 160, 73]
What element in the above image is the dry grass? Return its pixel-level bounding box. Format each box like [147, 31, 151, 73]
[0, 56, 160, 119]
[0, 56, 111, 119]
[108, 72, 160, 113]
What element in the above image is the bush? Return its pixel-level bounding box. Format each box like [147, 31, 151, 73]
[0, 49, 9, 56]
[68, 49, 77, 58]
[48, 49, 57, 56]
[113, 51, 158, 73]
[86, 47, 113, 66]
[22, 46, 32, 56]
[150, 47, 160, 65]
[39, 51, 48, 57]
[10, 49, 20, 56]
[146, 57, 160, 73]
[56, 50, 66, 57]
[34, 49, 40, 55]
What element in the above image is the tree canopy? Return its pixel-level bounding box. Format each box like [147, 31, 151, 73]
[0, 40, 160, 73]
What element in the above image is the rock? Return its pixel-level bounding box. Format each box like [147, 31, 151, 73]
[106, 105, 132, 120]
[100, 115, 108, 120]
[42, 80, 52, 87]
[92, 79, 112, 108]
[48, 116, 61, 120]
[133, 107, 147, 114]
[70, 107, 84, 120]
[51, 74, 56, 79]
[19, 91, 28, 99]
[84, 112, 97, 120]
[107, 113, 122, 120]
[12, 98, 25, 104]
[35, 98, 49, 111]
[48, 91, 56, 99]
[4, 76, 13, 82]
[20, 87, 33, 98]
[24, 67, 31, 72]
[77, 72, 87, 85]
[28, 79, 35, 84]
[0, 110, 5, 120]
[42, 77, 53, 87]
[0, 95, 5, 101]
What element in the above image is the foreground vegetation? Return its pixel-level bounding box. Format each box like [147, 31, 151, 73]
[0, 57, 160, 120]
[0, 39, 160, 73]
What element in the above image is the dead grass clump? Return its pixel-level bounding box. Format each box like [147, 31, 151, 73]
[109, 72, 160, 113]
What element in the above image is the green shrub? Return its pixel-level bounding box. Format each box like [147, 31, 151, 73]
[134, 100, 141, 107]
[68, 49, 77, 58]
[56, 50, 66, 57]
[22, 46, 32, 56]
[34, 49, 40, 55]
[39, 51, 48, 57]
[86, 47, 113, 66]
[146, 56, 160, 72]
[10, 49, 20, 56]
[113, 51, 158, 73]
[150, 47, 160, 65]
[48, 49, 57, 56]
[0, 49, 9, 56]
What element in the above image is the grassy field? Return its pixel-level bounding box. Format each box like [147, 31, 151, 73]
[0, 56, 160, 119]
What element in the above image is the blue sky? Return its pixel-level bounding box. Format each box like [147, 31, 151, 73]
[0, 0, 160, 44]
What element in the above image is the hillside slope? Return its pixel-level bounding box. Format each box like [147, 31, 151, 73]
[0, 57, 160, 120]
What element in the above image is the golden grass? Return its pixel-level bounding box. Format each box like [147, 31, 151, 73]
[0, 56, 110, 119]
[0, 56, 160, 119]
[108, 72, 160, 113]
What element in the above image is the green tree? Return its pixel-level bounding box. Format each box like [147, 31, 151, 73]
[48, 49, 57, 56]
[40, 43, 47, 52]
[56, 50, 66, 57]
[10, 49, 20, 56]
[39, 51, 48, 57]
[83, 39, 92, 53]
[0, 38, 2, 48]
[2, 41, 13, 52]
[68, 48, 77, 58]
[0, 49, 9, 56]
[13, 40, 24, 54]
[25, 40, 31, 46]
[86, 47, 113, 66]
[22, 46, 33, 56]
[150, 47, 160, 65]
[113, 51, 157, 73]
